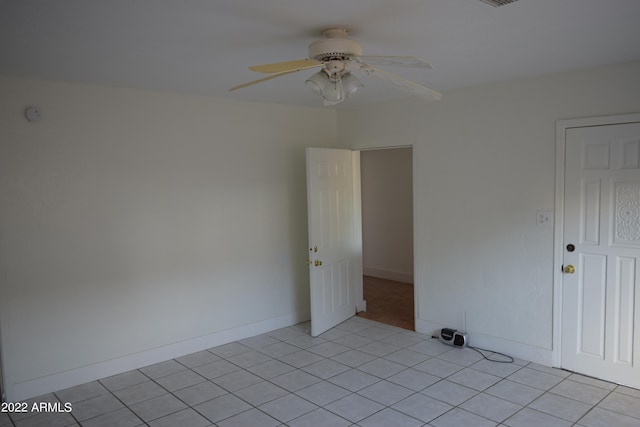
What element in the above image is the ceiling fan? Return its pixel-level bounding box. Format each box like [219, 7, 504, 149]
[229, 27, 442, 106]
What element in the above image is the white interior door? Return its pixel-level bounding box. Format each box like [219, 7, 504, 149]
[306, 147, 361, 337]
[561, 122, 640, 388]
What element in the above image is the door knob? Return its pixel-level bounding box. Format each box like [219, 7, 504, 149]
[564, 265, 575, 274]
[305, 259, 311, 265]
[314, 260, 323, 266]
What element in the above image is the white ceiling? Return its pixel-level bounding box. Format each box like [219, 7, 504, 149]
[2, 0, 640, 108]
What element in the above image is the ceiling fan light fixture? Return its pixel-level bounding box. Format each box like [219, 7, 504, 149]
[305, 71, 329, 95]
[341, 72, 363, 97]
[305, 69, 350, 106]
[322, 78, 344, 103]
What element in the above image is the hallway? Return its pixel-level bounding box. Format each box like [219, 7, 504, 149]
[357, 276, 414, 331]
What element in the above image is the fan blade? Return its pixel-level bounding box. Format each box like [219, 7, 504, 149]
[229, 69, 302, 91]
[358, 64, 442, 101]
[249, 59, 323, 74]
[355, 55, 432, 69]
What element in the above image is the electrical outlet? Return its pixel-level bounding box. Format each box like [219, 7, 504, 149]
[536, 210, 553, 227]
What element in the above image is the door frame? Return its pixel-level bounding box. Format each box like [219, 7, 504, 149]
[552, 112, 640, 368]
[354, 145, 417, 328]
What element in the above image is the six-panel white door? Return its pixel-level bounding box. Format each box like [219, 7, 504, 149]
[306, 148, 359, 337]
[562, 122, 640, 388]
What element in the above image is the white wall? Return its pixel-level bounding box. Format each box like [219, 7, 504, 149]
[0, 77, 337, 400]
[2, 60, 639, 400]
[338, 60, 640, 364]
[361, 148, 413, 283]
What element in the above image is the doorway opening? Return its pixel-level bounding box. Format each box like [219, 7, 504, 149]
[356, 147, 415, 330]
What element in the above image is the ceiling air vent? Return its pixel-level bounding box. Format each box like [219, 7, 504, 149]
[478, 0, 519, 6]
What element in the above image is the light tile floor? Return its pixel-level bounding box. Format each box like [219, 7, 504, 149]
[4, 316, 640, 426]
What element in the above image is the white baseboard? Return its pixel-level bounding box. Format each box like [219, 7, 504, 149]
[363, 267, 414, 284]
[10, 310, 310, 402]
[415, 319, 554, 367]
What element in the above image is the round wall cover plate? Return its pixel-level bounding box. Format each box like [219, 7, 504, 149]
[25, 106, 41, 122]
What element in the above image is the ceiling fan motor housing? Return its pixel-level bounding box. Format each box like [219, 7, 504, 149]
[308, 28, 363, 62]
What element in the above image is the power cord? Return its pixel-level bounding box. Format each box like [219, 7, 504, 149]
[467, 345, 514, 363]
[431, 336, 514, 363]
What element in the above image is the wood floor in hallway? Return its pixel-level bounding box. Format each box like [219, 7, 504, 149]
[357, 275, 414, 331]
